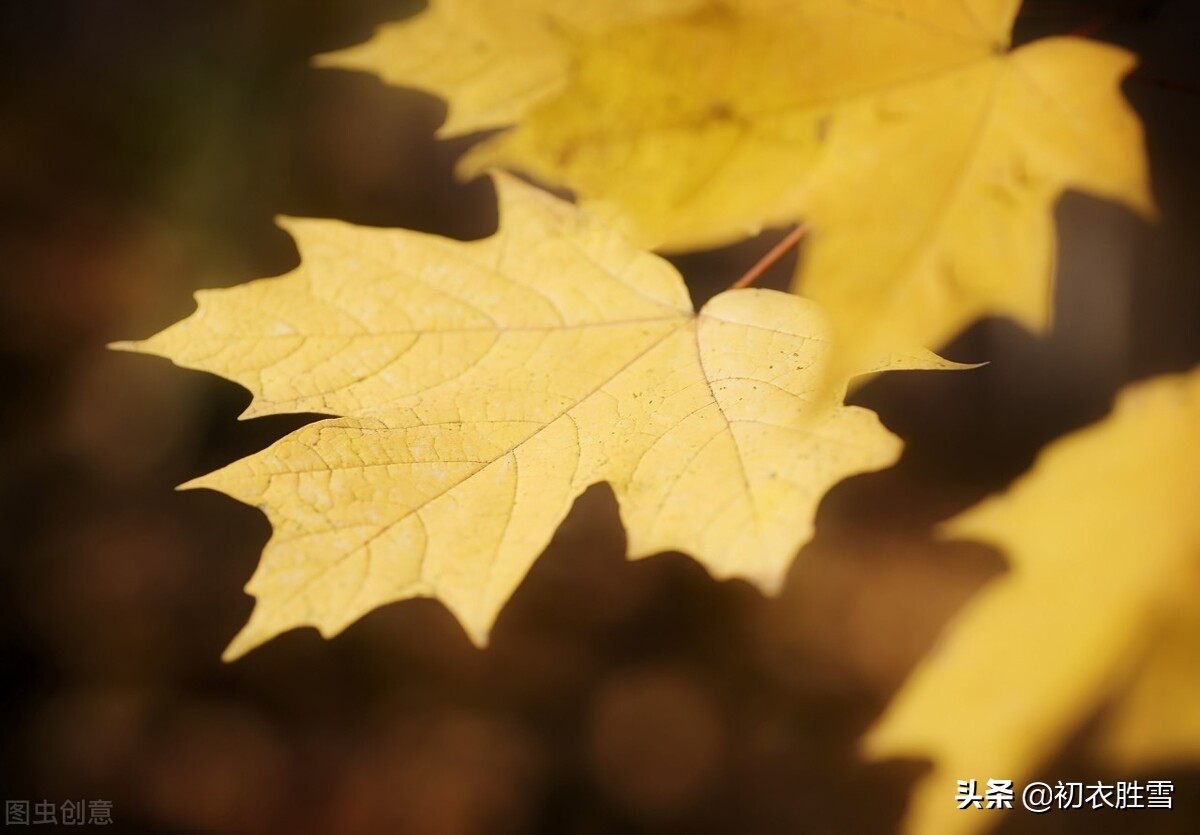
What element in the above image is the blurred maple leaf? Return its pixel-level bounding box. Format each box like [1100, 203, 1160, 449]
[865, 366, 1200, 835]
[325, 0, 1153, 375]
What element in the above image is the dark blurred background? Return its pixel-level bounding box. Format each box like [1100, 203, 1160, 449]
[1, 1, 1197, 833]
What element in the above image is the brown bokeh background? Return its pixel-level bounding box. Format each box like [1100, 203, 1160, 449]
[2, 1, 1198, 833]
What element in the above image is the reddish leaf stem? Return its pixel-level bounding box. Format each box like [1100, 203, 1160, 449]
[729, 223, 809, 290]
[1071, 8, 1117, 37]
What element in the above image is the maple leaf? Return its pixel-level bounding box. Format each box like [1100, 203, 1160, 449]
[864, 366, 1200, 835]
[1097, 581, 1200, 769]
[324, 0, 1153, 372]
[113, 174, 950, 660]
[316, 0, 705, 138]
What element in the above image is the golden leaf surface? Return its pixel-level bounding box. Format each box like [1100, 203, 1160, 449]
[864, 367, 1200, 835]
[325, 0, 1153, 370]
[1097, 574, 1200, 769]
[114, 175, 948, 660]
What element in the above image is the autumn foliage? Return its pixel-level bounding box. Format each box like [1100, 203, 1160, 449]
[109, 1, 1198, 833]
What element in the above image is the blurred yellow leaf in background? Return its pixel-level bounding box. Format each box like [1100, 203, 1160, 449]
[327, 0, 1153, 375]
[865, 366, 1200, 835]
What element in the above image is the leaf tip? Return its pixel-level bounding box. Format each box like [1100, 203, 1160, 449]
[753, 568, 789, 599]
[176, 472, 218, 493]
[1129, 184, 1160, 224]
[309, 48, 343, 70]
[461, 620, 493, 650]
[310, 38, 374, 74]
[222, 603, 305, 662]
[857, 724, 893, 762]
[272, 214, 305, 237]
[220, 627, 262, 663]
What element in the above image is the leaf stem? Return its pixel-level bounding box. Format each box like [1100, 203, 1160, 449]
[729, 223, 808, 290]
[1070, 8, 1117, 37]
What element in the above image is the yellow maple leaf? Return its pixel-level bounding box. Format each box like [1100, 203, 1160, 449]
[1097, 577, 1200, 769]
[317, 0, 707, 137]
[324, 0, 1153, 373]
[113, 174, 949, 660]
[864, 366, 1200, 835]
